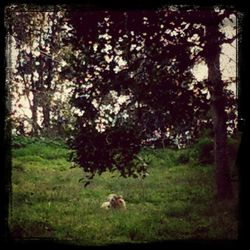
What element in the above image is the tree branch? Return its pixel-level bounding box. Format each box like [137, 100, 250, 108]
[19, 68, 33, 110]
[220, 52, 237, 64]
[219, 32, 241, 45]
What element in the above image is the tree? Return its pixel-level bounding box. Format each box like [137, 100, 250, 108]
[6, 4, 71, 137]
[181, 6, 237, 200]
[146, 5, 237, 200]
[203, 11, 235, 200]
[64, 7, 214, 182]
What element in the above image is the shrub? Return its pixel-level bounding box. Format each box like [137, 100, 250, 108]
[12, 135, 67, 149]
[12, 136, 38, 148]
[198, 137, 214, 164]
[191, 136, 214, 165]
[12, 136, 68, 160]
[191, 132, 241, 167]
[176, 152, 190, 165]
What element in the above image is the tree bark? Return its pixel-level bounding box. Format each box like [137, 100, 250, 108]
[39, 12, 51, 131]
[29, 29, 39, 136]
[205, 24, 233, 200]
[42, 103, 50, 129]
[31, 89, 39, 136]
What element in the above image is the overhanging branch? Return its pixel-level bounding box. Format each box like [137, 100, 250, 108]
[221, 52, 237, 64]
[219, 32, 241, 45]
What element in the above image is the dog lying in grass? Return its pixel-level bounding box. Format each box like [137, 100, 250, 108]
[101, 194, 127, 210]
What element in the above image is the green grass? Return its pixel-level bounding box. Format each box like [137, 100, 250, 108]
[9, 136, 239, 245]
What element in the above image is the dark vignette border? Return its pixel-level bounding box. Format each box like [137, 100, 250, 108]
[0, 0, 249, 249]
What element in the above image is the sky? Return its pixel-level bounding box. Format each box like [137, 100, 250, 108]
[192, 14, 237, 93]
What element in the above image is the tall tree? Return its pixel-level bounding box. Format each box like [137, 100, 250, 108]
[6, 4, 70, 136]
[64, 7, 213, 181]
[158, 6, 238, 200]
[203, 12, 234, 199]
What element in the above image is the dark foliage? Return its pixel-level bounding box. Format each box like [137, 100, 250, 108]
[176, 153, 190, 165]
[63, 6, 237, 184]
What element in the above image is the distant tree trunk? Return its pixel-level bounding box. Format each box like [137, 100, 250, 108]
[27, 25, 40, 136]
[31, 90, 39, 136]
[42, 67, 52, 131]
[205, 23, 233, 200]
[38, 12, 51, 132]
[42, 59, 52, 131]
[30, 58, 39, 136]
[42, 102, 50, 129]
[42, 10, 57, 133]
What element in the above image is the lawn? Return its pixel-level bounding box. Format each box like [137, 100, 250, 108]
[9, 136, 239, 245]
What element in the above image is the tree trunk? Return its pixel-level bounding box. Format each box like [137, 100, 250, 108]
[39, 12, 51, 131]
[31, 91, 39, 136]
[42, 103, 50, 129]
[42, 10, 57, 132]
[30, 55, 39, 136]
[205, 24, 233, 200]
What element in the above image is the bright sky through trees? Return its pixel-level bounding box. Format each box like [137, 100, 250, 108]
[8, 11, 237, 132]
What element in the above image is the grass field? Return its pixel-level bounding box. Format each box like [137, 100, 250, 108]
[9, 136, 239, 245]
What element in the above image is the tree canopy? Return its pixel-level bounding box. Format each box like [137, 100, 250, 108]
[62, 6, 237, 182]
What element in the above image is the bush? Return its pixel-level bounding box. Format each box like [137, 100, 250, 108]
[12, 136, 39, 148]
[12, 135, 67, 149]
[176, 152, 190, 165]
[12, 136, 69, 161]
[190, 132, 241, 167]
[192, 137, 214, 165]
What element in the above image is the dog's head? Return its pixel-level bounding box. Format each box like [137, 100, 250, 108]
[107, 194, 117, 201]
[107, 194, 125, 208]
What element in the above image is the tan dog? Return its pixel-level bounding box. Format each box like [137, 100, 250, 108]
[101, 194, 127, 210]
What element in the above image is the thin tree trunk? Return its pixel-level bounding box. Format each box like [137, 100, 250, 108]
[42, 105, 50, 129]
[205, 24, 233, 200]
[42, 10, 57, 132]
[31, 89, 39, 136]
[29, 29, 38, 136]
[38, 12, 51, 131]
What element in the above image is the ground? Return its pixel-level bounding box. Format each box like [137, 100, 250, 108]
[9, 137, 239, 245]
